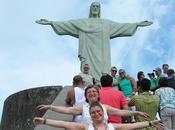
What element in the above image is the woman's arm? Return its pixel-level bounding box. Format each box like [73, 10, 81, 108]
[105, 105, 149, 118]
[36, 104, 83, 115]
[113, 120, 164, 130]
[33, 117, 86, 130]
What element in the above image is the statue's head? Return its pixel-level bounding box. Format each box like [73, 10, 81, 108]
[89, 2, 101, 18]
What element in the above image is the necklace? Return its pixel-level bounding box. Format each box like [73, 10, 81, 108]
[93, 123, 108, 130]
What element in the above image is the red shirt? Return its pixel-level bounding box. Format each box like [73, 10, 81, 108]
[100, 87, 128, 123]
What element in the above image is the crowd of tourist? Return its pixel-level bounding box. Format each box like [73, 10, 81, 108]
[33, 63, 175, 130]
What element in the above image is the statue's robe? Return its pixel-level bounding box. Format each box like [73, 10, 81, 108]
[51, 18, 138, 80]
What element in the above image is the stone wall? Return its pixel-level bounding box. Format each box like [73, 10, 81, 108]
[0, 86, 63, 130]
[34, 86, 73, 130]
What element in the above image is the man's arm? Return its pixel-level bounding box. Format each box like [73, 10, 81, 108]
[65, 87, 75, 105]
[120, 91, 129, 110]
[137, 21, 153, 27]
[35, 19, 52, 25]
[110, 20, 152, 38]
[122, 104, 129, 110]
[36, 18, 79, 37]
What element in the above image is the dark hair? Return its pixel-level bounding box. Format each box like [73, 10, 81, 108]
[140, 78, 151, 91]
[84, 85, 100, 103]
[89, 101, 103, 114]
[167, 69, 175, 77]
[158, 77, 169, 87]
[137, 71, 144, 81]
[100, 74, 113, 87]
[111, 66, 117, 71]
[73, 75, 83, 86]
[162, 64, 169, 69]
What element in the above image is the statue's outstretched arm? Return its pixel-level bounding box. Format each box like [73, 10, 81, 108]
[137, 21, 153, 27]
[35, 19, 52, 25]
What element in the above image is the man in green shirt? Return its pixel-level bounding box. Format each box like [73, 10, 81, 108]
[110, 66, 120, 90]
[153, 67, 165, 87]
[147, 73, 157, 90]
[128, 78, 160, 130]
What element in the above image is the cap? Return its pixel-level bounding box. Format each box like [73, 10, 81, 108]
[147, 73, 153, 75]
[153, 67, 161, 72]
[147, 73, 155, 78]
[119, 69, 125, 74]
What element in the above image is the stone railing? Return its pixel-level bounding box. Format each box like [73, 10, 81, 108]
[0, 85, 65, 130]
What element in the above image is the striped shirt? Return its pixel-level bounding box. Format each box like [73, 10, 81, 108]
[128, 91, 160, 130]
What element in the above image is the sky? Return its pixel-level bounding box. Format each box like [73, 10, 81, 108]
[0, 0, 175, 120]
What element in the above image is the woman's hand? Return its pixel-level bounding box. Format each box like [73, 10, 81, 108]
[137, 111, 150, 118]
[151, 120, 165, 130]
[36, 104, 50, 111]
[33, 117, 45, 125]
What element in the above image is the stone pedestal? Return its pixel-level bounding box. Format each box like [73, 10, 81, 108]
[1, 86, 63, 130]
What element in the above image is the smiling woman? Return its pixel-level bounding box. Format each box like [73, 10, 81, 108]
[33, 101, 164, 130]
[36, 85, 152, 125]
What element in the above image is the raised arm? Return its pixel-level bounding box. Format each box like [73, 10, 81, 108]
[36, 104, 82, 115]
[137, 21, 153, 27]
[104, 105, 149, 118]
[33, 117, 86, 130]
[35, 19, 52, 25]
[127, 75, 137, 92]
[113, 120, 164, 130]
[65, 87, 75, 105]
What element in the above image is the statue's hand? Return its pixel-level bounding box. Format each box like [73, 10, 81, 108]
[35, 19, 51, 25]
[138, 21, 153, 27]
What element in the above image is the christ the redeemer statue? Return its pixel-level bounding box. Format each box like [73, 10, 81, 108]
[36, 2, 152, 81]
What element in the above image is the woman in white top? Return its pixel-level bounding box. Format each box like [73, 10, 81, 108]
[36, 85, 149, 124]
[34, 101, 164, 130]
